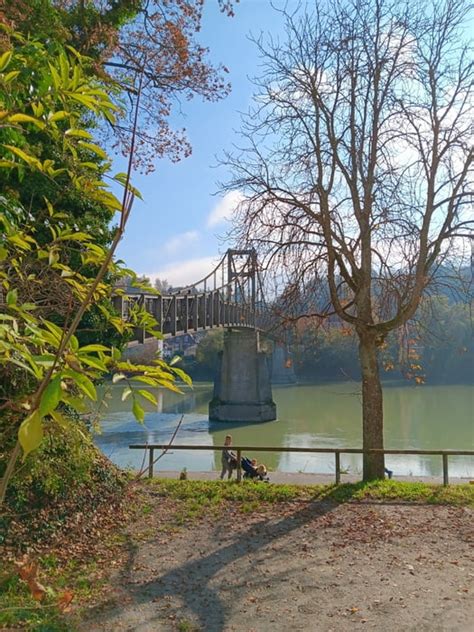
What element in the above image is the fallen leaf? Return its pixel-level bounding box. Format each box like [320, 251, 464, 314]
[14, 556, 47, 601]
[58, 590, 74, 612]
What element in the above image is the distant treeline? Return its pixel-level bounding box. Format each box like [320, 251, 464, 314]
[295, 296, 473, 384]
[184, 295, 473, 385]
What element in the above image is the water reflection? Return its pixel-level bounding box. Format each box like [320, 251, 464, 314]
[94, 382, 474, 477]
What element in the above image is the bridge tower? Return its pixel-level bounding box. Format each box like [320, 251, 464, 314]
[209, 327, 276, 423]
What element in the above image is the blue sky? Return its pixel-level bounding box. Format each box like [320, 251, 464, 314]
[115, 1, 288, 286]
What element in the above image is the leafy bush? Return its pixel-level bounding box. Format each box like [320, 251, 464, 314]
[1, 418, 125, 548]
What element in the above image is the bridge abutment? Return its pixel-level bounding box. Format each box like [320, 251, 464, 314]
[209, 328, 277, 423]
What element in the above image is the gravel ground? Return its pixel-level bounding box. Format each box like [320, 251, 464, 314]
[79, 493, 474, 632]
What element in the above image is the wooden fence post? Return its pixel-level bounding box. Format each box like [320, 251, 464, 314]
[335, 451, 341, 485]
[236, 449, 242, 482]
[442, 453, 449, 486]
[148, 447, 155, 479]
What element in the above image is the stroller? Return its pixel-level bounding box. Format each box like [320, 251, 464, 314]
[241, 457, 270, 482]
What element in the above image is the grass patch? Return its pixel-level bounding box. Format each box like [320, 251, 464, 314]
[0, 567, 73, 631]
[334, 479, 474, 505]
[0, 552, 106, 629]
[148, 478, 474, 509]
[147, 478, 308, 503]
[177, 619, 200, 632]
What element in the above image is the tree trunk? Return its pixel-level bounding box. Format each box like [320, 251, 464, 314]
[358, 332, 385, 480]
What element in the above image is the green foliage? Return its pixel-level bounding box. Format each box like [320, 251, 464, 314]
[296, 325, 360, 381]
[3, 419, 125, 524]
[1, 0, 234, 171]
[416, 297, 474, 384]
[294, 295, 473, 384]
[193, 329, 224, 377]
[0, 418, 124, 630]
[0, 32, 188, 483]
[0, 571, 74, 631]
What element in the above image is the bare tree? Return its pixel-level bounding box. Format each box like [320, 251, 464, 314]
[154, 277, 170, 293]
[224, 0, 473, 479]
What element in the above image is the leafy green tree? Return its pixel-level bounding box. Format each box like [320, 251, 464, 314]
[296, 325, 360, 381]
[195, 329, 224, 375]
[0, 33, 188, 506]
[416, 297, 473, 384]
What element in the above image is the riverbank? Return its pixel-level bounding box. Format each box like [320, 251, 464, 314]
[1, 479, 473, 630]
[96, 381, 474, 479]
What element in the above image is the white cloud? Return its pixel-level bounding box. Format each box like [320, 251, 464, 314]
[207, 190, 245, 228]
[146, 255, 220, 288]
[163, 230, 199, 256]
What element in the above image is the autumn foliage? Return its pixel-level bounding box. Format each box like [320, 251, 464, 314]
[0, 0, 235, 171]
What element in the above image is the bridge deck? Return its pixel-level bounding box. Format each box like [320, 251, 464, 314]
[114, 291, 263, 342]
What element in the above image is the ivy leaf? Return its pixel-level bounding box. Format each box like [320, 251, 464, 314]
[18, 411, 44, 460]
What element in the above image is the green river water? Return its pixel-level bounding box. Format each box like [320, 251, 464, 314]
[95, 382, 474, 478]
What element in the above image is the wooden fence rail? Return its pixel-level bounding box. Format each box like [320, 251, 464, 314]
[129, 444, 474, 486]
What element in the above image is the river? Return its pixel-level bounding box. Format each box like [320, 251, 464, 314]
[94, 382, 474, 478]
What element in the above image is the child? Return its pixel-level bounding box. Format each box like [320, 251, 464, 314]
[220, 434, 237, 480]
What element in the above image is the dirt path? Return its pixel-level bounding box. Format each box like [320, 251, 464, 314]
[79, 495, 473, 632]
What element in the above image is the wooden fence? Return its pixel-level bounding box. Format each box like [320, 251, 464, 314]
[129, 444, 474, 486]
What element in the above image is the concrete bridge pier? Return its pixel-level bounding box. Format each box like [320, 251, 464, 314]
[209, 328, 277, 423]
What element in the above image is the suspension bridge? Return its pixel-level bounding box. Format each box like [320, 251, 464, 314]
[113, 249, 267, 340]
[113, 250, 295, 422]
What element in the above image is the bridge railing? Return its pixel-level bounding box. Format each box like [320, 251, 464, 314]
[113, 249, 269, 341]
[129, 444, 474, 485]
[113, 290, 257, 340]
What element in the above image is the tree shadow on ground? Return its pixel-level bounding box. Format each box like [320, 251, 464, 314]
[81, 482, 467, 631]
[82, 495, 343, 631]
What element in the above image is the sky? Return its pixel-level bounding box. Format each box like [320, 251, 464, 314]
[114, 0, 289, 287]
